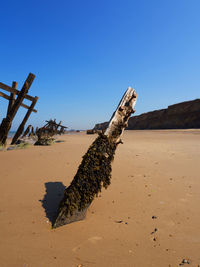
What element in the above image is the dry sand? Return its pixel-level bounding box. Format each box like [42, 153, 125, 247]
[0, 130, 200, 267]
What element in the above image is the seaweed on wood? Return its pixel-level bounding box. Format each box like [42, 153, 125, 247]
[53, 134, 116, 227]
[53, 87, 137, 228]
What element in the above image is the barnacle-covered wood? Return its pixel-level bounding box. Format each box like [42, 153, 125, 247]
[53, 134, 117, 228]
[53, 87, 137, 228]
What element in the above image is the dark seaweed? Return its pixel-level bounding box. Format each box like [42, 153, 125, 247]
[53, 133, 117, 227]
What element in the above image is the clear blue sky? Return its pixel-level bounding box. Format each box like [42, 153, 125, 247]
[1, 0, 200, 130]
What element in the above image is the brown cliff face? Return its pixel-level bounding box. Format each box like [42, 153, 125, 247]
[93, 99, 200, 130]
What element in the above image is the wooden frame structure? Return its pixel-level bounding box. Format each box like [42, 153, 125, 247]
[0, 73, 38, 145]
[37, 119, 67, 138]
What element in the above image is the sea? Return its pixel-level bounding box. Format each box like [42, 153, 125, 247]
[8, 131, 16, 138]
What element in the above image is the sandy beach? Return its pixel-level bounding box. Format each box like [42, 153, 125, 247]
[0, 130, 200, 267]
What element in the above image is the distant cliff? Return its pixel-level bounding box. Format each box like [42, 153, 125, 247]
[93, 99, 200, 130]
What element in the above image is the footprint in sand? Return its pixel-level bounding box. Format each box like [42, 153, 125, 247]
[72, 236, 102, 252]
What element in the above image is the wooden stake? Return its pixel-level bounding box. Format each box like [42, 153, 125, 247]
[9, 73, 35, 120]
[22, 125, 32, 137]
[31, 126, 34, 135]
[7, 82, 17, 116]
[0, 90, 37, 113]
[0, 81, 35, 102]
[53, 87, 137, 228]
[0, 73, 35, 145]
[11, 96, 38, 144]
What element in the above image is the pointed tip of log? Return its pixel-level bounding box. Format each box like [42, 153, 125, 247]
[52, 206, 89, 229]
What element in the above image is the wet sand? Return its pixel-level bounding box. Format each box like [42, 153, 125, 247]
[0, 130, 200, 267]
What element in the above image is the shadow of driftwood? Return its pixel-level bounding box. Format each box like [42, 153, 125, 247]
[40, 182, 65, 225]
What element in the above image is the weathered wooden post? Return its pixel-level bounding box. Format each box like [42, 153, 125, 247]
[31, 126, 34, 135]
[0, 90, 37, 112]
[11, 96, 38, 144]
[35, 127, 39, 135]
[7, 82, 17, 116]
[23, 125, 32, 137]
[53, 87, 137, 228]
[0, 73, 35, 145]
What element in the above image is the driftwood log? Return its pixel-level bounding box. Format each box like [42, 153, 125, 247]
[53, 87, 137, 228]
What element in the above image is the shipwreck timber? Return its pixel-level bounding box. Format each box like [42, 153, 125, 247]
[0, 73, 38, 145]
[53, 87, 137, 228]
